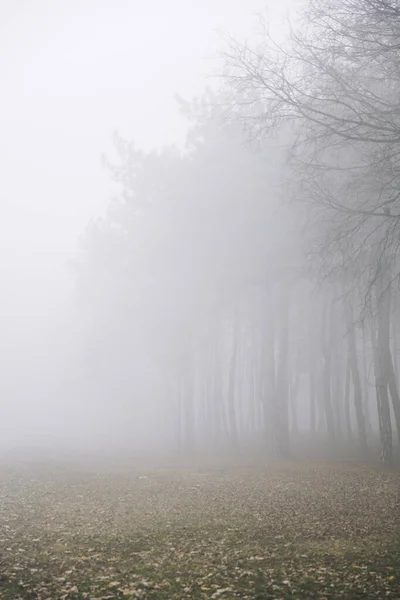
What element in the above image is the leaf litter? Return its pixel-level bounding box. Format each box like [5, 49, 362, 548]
[0, 462, 399, 598]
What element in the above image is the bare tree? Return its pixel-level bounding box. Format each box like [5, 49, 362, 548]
[345, 296, 368, 451]
[222, 0, 400, 464]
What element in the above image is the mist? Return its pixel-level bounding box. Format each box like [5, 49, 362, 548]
[1, 1, 399, 598]
[0, 0, 294, 457]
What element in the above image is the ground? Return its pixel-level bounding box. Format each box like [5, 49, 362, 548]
[0, 459, 399, 599]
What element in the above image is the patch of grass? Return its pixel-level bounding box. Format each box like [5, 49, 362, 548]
[0, 462, 399, 598]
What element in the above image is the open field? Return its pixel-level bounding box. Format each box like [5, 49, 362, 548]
[0, 460, 399, 599]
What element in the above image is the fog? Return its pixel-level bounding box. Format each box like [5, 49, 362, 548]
[2, 2, 400, 597]
[0, 0, 399, 469]
[0, 0, 296, 457]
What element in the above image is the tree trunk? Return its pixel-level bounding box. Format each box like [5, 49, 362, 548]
[344, 356, 352, 441]
[345, 299, 367, 452]
[320, 295, 336, 444]
[276, 281, 290, 458]
[392, 296, 399, 386]
[182, 351, 195, 454]
[376, 269, 399, 451]
[331, 302, 343, 440]
[308, 295, 316, 435]
[370, 296, 393, 468]
[385, 347, 400, 444]
[227, 307, 239, 447]
[309, 370, 316, 435]
[316, 364, 326, 433]
[213, 335, 227, 442]
[253, 331, 263, 438]
[361, 326, 372, 435]
[176, 374, 183, 453]
[248, 360, 256, 437]
[289, 355, 300, 436]
[374, 340, 393, 468]
[263, 295, 276, 454]
[206, 340, 217, 441]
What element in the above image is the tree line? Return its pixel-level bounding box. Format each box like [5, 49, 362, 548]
[75, 0, 400, 466]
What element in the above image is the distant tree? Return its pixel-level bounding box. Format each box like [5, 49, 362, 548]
[75, 95, 303, 457]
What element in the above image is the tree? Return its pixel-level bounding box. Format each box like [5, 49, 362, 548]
[222, 0, 400, 465]
[75, 96, 302, 457]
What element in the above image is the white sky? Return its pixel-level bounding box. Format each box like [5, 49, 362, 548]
[0, 0, 296, 330]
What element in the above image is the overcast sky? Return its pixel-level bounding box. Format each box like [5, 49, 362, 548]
[0, 0, 296, 329]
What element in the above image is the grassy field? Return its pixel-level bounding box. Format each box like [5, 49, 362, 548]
[0, 459, 399, 599]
